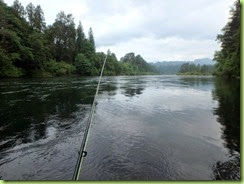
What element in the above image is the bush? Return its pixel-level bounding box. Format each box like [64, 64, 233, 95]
[0, 65, 24, 78]
[74, 53, 93, 75]
[44, 59, 75, 76]
[0, 50, 24, 78]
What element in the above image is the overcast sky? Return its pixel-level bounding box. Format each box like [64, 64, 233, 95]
[6, 0, 234, 62]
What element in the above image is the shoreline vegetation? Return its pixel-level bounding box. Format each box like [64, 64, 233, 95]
[177, 63, 214, 76]
[0, 0, 158, 78]
[177, 0, 240, 79]
[213, 0, 240, 78]
[0, 0, 240, 79]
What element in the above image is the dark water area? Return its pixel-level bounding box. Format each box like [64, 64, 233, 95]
[0, 75, 240, 180]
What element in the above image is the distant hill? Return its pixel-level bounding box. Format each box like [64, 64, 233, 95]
[193, 58, 215, 65]
[151, 61, 189, 74]
[151, 58, 215, 74]
[120, 53, 158, 74]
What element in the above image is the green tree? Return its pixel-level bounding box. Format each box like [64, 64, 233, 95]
[33, 5, 46, 32]
[51, 11, 76, 63]
[76, 21, 85, 54]
[74, 53, 93, 75]
[121, 52, 157, 74]
[196, 64, 201, 72]
[12, 0, 25, 18]
[95, 52, 105, 69]
[0, 0, 157, 78]
[44, 25, 56, 59]
[200, 65, 208, 74]
[82, 39, 95, 65]
[0, 1, 34, 77]
[214, 0, 240, 77]
[103, 52, 120, 75]
[121, 52, 136, 63]
[26, 3, 35, 28]
[88, 27, 95, 52]
[178, 63, 214, 75]
[79, 27, 96, 65]
[28, 31, 48, 69]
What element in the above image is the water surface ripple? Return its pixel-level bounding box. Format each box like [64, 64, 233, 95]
[0, 75, 240, 180]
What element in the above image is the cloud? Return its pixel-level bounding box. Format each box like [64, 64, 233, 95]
[85, 0, 233, 43]
[82, 0, 233, 61]
[97, 36, 219, 61]
[5, 0, 234, 61]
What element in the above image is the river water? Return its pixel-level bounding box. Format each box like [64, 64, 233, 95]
[0, 75, 240, 180]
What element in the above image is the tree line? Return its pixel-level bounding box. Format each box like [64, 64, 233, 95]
[177, 0, 240, 77]
[0, 0, 156, 78]
[214, 0, 240, 78]
[178, 63, 215, 75]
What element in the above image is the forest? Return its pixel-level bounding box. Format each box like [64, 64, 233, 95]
[214, 0, 240, 78]
[0, 0, 240, 78]
[178, 63, 215, 75]
[153, 58, 215, 75]
[0, 0, 156, 78]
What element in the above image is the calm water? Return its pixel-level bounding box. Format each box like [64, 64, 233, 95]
[0, 75, 240, 180]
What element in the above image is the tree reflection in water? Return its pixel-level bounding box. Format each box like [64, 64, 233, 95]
[212, 78, 240, 180]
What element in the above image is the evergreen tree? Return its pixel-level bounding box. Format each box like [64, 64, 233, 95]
[26, 3, 35, 28]
[94, 52, 105, 69]
[76, 21, 85, 53]
[120, 53, 155, 74]
[0, 0, 34, 77]
[178, 63, 214, 75]
[0, 0, 157, 78]
[51, 11, 76, 63]
[214, 0, 240, 77]
[12, 0, 25, 18]
[28, 31, 48, 69]
[81, 28, 96, 65]
[88, 27, 95, 52]
[74, 53, 92, 75]
[121, 52, 136, 63]
[33, 5, 46, 32]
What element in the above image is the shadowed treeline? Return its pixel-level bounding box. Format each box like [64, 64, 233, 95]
[211, 78, 240, 180]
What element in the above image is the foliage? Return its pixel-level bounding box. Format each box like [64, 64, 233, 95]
[0, 48, 24, 77]
[178, 63, 215, 75]
[214, 0, 240, 78]
[152, 59, 215, 75]
[0, 0, 157, 78]
[74, 53, 94, 75]
[88, 28, 95, 53]
[50, 11, 76, 63]
[0, 1, 33, 77]
[211, 78, 240, 180]
[44, 59, 75, 76]
[121, 52, 157, 74]
[75, 21, 85, 54]
[28, 31, 48, 69]
[12, 0, 25, 18]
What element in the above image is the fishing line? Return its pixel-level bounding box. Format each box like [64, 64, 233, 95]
[72, 50, 109, 180]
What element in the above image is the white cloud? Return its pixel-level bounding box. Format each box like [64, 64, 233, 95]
[97, 36, 219, 61]
[5, 0, 234, 61]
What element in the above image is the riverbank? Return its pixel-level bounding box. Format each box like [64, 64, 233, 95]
[177, 72, 213, 76]
[0, 70, 158, 79]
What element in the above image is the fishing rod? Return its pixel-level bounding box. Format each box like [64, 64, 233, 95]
[72, 50, 109, 180]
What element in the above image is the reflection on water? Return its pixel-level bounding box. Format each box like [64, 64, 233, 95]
[211, 78, 240, 180]
[0, 76, 240, 180]
[0, 78, 96, 149]
[0, 77, 101, 179]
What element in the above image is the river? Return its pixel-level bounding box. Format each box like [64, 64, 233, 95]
[0, 75, 240, 180]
